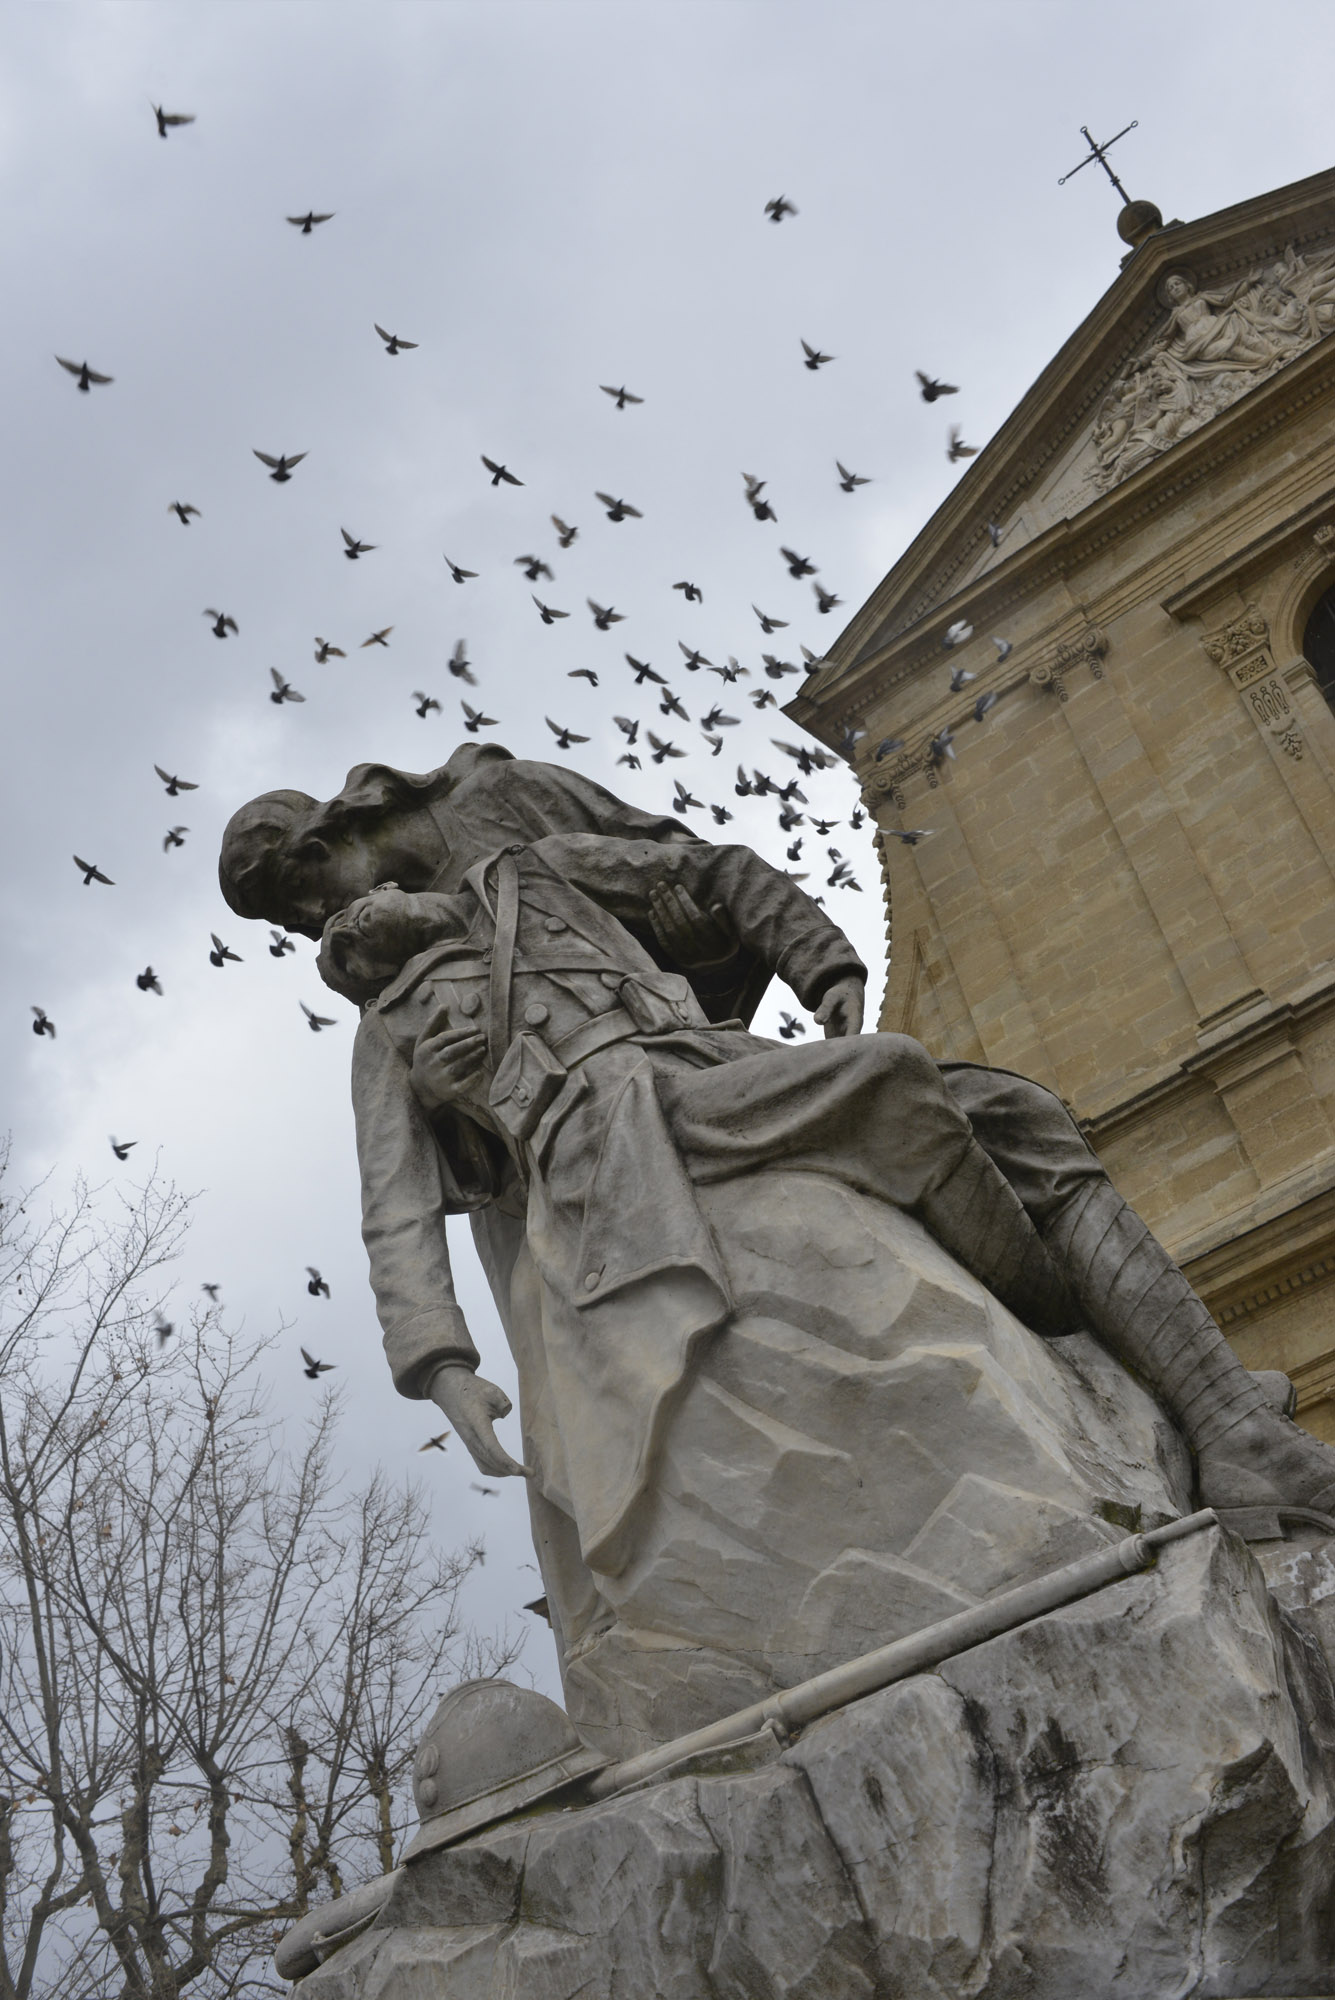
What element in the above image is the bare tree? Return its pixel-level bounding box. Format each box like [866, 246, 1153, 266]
[0, 1158, 514, 1999]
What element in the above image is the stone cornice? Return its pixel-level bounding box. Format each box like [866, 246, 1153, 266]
[1162, 492, 1335, 621]
[788, 340, 1335, 760]
[1079, 975, 1335, 1146]
[822, 167, 1335, 675]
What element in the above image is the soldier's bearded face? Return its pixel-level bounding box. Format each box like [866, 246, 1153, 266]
[278, 832, 389, 937]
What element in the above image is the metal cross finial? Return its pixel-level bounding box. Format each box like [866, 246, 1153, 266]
[1058, 121, 1138, 203]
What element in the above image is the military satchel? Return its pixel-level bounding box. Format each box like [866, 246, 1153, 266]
[488, 1032, 569, 1145]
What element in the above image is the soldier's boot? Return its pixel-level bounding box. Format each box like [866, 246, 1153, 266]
[914, 1138, 1080, 1341]
[1039, 1179, 1335, 1522]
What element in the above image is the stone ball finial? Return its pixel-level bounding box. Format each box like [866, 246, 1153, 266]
[407, 1679, 609, 1854]
[1117, 200, 1163, 249]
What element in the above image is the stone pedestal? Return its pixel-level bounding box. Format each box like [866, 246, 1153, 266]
[292, 1527, 1335, 1999]
[549, 1172, 1193, 1759]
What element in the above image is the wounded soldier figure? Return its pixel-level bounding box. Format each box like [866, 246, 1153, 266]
[221, 749, 1335, 1747]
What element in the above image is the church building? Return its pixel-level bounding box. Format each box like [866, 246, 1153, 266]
[789, 166, 1335, 1441]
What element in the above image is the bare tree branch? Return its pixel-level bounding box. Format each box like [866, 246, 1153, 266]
[0, 1159, 517, 1999]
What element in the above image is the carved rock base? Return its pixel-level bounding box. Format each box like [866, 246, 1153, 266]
[292, 1527, 1335, 1998]
[552, 1173, 1193, 1761]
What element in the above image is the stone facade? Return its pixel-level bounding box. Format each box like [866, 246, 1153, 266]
[789, 167, 1335, 1445]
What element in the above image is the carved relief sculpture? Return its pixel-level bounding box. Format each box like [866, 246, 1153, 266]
[1089, 246, 1335, 491]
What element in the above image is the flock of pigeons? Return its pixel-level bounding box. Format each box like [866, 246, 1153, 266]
[35, 104, 1012, 1431]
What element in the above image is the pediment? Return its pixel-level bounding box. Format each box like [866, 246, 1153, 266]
[824, 167, 1335, 677]
[1032, 240, 1335, 515]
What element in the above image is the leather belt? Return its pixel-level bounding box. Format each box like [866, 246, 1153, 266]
[552, 1006, 638, 1069]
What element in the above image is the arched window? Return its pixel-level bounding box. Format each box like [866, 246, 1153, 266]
[1304, 582, 1335, 714]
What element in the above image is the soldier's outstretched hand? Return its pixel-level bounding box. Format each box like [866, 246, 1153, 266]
[813, 975, 865, 1039]
[428, 1364, 532, 1478]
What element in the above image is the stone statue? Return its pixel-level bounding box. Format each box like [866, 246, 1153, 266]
[1089, 244, 1335, 490]
[221, 746, 1335, 1753]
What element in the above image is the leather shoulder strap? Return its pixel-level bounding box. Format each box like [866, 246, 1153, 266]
[487, 850, 522, 1069]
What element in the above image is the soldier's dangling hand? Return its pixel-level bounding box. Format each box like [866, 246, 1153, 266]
[813, 974, 865, 1039]
[648, 880, 736, 968]
[410, 1010, 488, 1114]
[427, 1363, 532, 1478]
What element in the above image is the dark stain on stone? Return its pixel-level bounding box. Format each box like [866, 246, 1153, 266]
[1021, 1716, 1107, 1908]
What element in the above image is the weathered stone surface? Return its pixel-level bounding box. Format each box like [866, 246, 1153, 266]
[562, 1173, 1194, 1758]
[292, 1527, 1335, 1998]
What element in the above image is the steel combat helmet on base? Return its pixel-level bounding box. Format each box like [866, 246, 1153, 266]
[403, 1679, 609, 1861]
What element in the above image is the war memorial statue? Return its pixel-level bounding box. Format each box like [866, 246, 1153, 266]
[221, 745, 1335, 1997]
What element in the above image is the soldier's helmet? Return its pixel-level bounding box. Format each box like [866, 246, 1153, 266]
[407, 1679, 609, 1855]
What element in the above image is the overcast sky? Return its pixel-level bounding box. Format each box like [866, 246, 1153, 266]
[4, 0, 1333, 1698]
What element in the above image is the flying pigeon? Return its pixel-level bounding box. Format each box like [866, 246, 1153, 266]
[461, 700, 498, 733]
[673, 581, 702, 603]
[204, 609, 238, 637]
[168, 501, 200, 524]
[56, 357, 112, 392]
[533, 597, 569, 625]
[361, 627, 393, 648]
[600, 384, 644, 408]
[135, 967, 163, 995]
[444, 555, 478, 583]
[287, 212, 334, 233]
[916, 371, 958, 402]
[341, 528, 375, 559]
[305, 1269, 330, 1298]
[413, 691, 441, 718]
[209, 933, 242, 966]
[595, 492, 642, 522]
[153, 105, 195, 137]
[254, 450, 306, 483]
[374, 323, 418, 354]
[269, 930, 296, 956]
[836, 461, 870, 492]
[269, 668, 305, 704]
[314, 638, 346, 662]
[110, 1137, 136, 1162]
[73, 855, 113, 886]
[163, 826, 188, 850]
[300, 1346, 334, 1377]
[546, 718, 589, 749]
[301, 1001, 336, 1032]
[801, 339, 834, 371]
[481, 455, 523, 487]
[154, 765, 197, 797]
[947, 426, 978, 463]
[765, 195, 798, 222]
[551, 516, 579, 548]
[31, 1007, 55, 1039]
